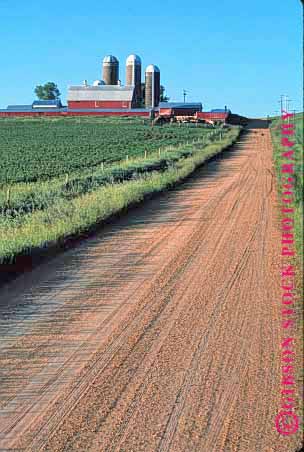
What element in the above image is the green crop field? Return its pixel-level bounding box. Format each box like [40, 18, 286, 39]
[0, 116, 215, 183]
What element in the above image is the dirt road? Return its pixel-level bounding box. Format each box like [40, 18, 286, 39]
[0, 128, 301, 451]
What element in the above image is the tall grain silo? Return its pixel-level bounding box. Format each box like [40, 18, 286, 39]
[145, 65, 160, 108]
[126, 54, 142, 106]
[102, 55, 119, 85]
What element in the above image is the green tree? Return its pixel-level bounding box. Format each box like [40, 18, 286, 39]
[34, 82, 61, 100]
[140, 83, 169, 106]
[160, 85, 170, 102]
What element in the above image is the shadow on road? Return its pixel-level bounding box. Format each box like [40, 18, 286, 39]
[245, 119, 270, 129]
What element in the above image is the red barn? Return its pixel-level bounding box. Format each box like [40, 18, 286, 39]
[67, 85, 136, 109]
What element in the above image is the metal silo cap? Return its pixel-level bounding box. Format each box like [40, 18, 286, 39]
[126, 54, 142, 65]
[103, 55, 119, 63]
[145, 64, 160, 73]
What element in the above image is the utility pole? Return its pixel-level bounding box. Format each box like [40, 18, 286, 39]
[279, 94, 286, 114]
[285, 97, 293, 124]
[183, 89, 188, 103]
[278, 95, 289, 126]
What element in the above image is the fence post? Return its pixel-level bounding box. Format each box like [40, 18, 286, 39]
[6, 186, 11, 206]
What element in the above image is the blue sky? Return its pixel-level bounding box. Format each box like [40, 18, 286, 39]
[0, 0, 302, 117]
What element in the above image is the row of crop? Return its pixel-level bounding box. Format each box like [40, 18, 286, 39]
[0, 148, 193, 225]
[0, 117, 218, 183]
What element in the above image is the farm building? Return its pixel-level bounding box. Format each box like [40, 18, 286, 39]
[6, 99, 62, 111]
[32, 100, 62, 109]
[159, 102, 202, 117]
[0, 107, 151, 118]
[196, 109, 230, 123]
[67, 58, 161, 110]
[67, 85, 136, 109]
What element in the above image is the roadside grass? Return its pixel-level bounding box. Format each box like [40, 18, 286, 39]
[270, 113, 303, 263]
[0, 127, 240, 263]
